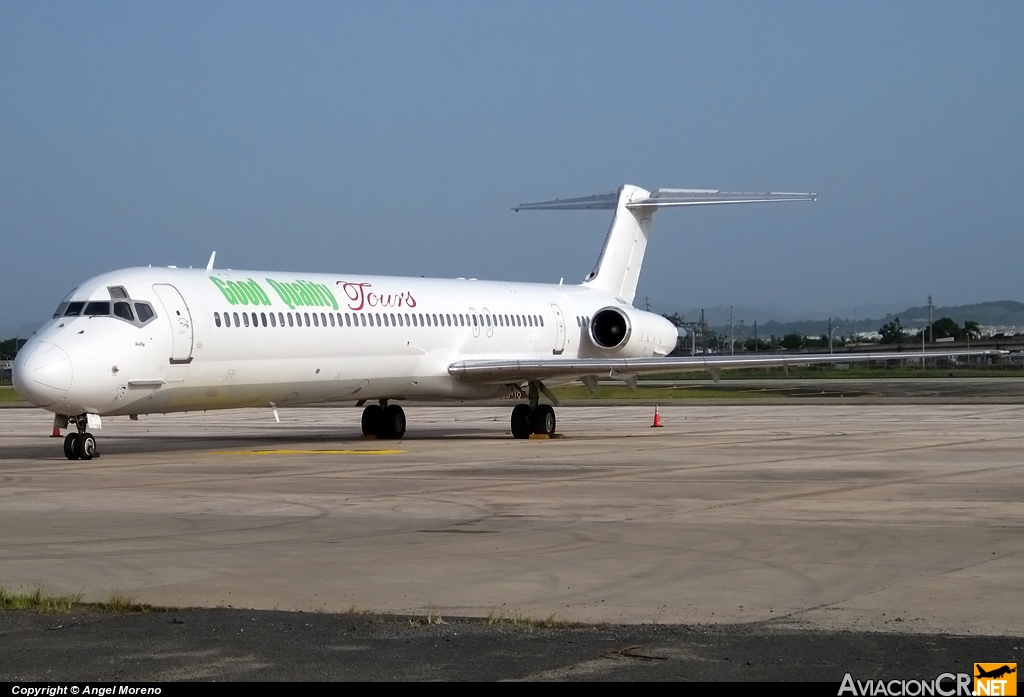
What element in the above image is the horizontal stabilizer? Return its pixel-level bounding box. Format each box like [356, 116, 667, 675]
[513, 188, 816, 212]
[513, 192, 620, 211]
[628, 189, 817, 208]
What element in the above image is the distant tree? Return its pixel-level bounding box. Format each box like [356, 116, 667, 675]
[879, 318, 907, 344]
[781, 333, 804, 349]
[916, 317, 983, 342]
[0, 338, 25, 360]
[744, 338, 771, 351]
[929, 317, 961, 340]
[662, 313, 684, 327]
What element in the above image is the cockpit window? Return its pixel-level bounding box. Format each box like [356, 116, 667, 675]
[64, 302, 85, 316]
[107, 286, 129, 300]
[113, 302, 134, 321]
[84, 301, 110, 316]
[135, 303, 154, 323]
[53, 302, 70, 318]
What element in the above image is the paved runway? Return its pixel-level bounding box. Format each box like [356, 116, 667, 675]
[1, 403, 1022, 634]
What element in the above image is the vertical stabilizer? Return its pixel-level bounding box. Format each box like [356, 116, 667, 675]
[581, 185, 653, 304]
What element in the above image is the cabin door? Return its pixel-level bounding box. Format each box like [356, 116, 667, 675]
[152, 284, 194, 363]
[550, 304, 566, 355]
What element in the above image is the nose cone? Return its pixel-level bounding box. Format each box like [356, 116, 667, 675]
[13, 341, 73, 407]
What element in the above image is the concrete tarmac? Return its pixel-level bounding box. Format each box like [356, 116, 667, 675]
[1, 403, 1023, 635]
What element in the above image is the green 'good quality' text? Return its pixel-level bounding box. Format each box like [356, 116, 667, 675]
[209, 276, 339, 311]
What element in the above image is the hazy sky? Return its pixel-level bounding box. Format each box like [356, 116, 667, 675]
[2, 2, 1022, 334]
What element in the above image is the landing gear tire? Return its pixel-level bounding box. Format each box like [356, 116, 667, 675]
[361, 404, 383, 436]
[532, 404, 556, 437]
[64, 433, 80, 460]
[380, 405, 406, 440]
[511, 404, 532, 440]
[78, 433, 97, 461]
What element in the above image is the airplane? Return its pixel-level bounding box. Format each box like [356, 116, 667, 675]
[12, 184, 997, 460]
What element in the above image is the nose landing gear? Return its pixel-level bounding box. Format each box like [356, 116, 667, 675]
[361, 400, 406, 439]
[62, 416, 99, 460]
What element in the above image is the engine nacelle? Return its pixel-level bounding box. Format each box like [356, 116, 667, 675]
[590, 307, 632, 350]
[588, 306, 678, 356]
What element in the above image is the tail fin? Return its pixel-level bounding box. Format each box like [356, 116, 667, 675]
[514, 185, 817, 305]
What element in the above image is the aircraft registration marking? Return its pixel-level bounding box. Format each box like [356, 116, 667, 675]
[211, 449, 405, 455]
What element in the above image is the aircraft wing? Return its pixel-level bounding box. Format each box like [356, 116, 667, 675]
[449, 349, 1002, 383]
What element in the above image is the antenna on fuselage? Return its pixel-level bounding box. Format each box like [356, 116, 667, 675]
[206, 251, 216, 271]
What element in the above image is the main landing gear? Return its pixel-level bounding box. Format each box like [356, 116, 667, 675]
[62, 415, 99, 460]
[361, 400, 406, 439]
[510, 381, 557, 439]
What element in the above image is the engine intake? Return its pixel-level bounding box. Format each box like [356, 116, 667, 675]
[589, 307, 632, 350]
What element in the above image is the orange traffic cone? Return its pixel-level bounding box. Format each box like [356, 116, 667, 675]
[50, 427, 61, 438]
[651, 405, 663, 428]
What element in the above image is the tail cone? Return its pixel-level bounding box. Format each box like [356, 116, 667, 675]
[652, 405, 663, 428]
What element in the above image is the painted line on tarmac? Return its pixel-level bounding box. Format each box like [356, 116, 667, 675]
[210, 449, 405, 455]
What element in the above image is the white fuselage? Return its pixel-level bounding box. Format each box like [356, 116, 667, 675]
[13, 267, 678, 417]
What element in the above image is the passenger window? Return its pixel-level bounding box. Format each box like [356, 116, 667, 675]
[251, 312, 258, 327]
[329, 313, 335, 327]
[418, 314, 424, 326]
[270, 313, 277, 327]
[391, 313, 397, 326]
[443, 314, 449, 326]
[345, 313, 351, 327]
[539, 316, 544, 327]
[360, 313, 366, 326]
[429, 314, 435, 325]
[472, 315, 477, 326]
[233, 312, 240, 326]
[113, 302, 134, 321]
[313, 313, 319, 327]
[303, 312, 309, 326]
[320, 312, 326, 326]
[528, 316, 533, 326]
[224, 313, 231, 327]
[261, 312, 267, 327]
[383, 314, 389, 327]
[243, 313, 250, 327]
[398, 314, 404, 327]
[214, 312, 222, 327]
[84, 301, 110, 316]
[135, 303, 155, 323]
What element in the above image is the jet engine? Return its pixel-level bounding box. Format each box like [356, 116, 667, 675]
[587, 306, 678, 356]
[589, 307, 632, 350]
